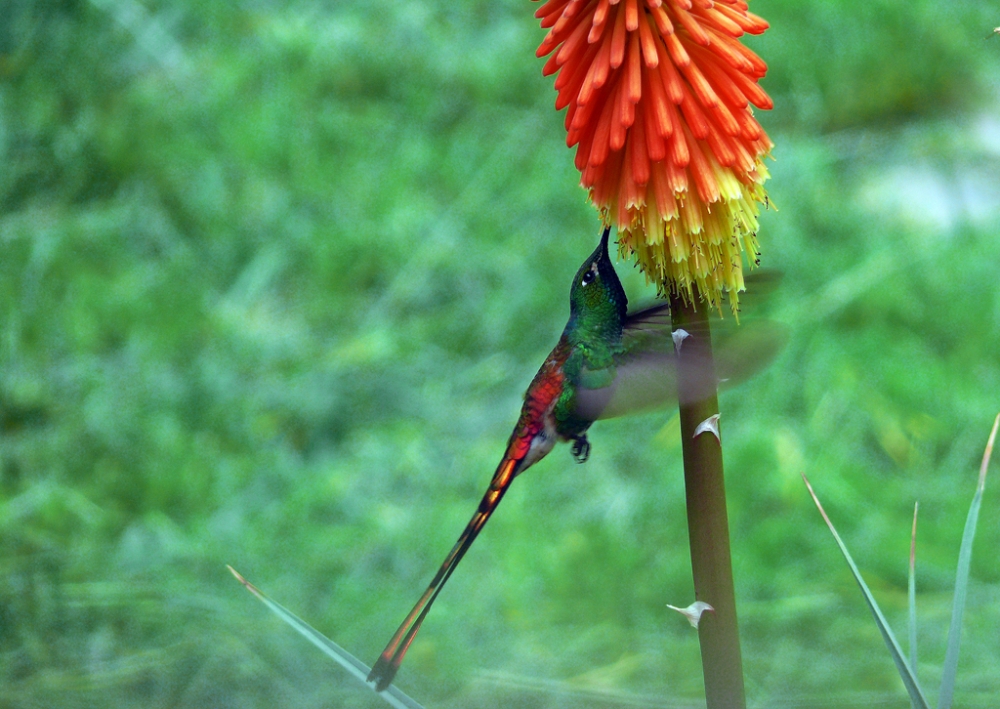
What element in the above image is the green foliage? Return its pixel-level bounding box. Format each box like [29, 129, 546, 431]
[804, 476, 931, 708]
[803, 418, 995, 709]
[753, 0, 997, 131]
[2, 0, 999, 707]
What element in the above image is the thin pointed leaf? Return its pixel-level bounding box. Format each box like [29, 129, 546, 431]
[938, 413, 998, 709]
[227, 566, 424, 709]
[802, 476, 931, 709]
[908, 501, 919, 702]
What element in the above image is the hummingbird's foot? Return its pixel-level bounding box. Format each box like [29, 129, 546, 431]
[571, 436, 590, 463]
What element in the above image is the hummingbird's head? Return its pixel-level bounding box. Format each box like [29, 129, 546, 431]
[569, 227, 628, 332]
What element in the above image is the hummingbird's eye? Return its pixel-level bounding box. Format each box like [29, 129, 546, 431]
[581, 268, 596, 286]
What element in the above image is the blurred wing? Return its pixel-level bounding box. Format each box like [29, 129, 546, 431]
[622, 302, 671, 332]
[573, 319, 786, 421]
[623, 270, 783, 334]
[573, 350, 678, 421]
[713, 321, 787, 392]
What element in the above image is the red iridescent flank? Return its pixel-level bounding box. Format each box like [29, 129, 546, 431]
[534, 0, 774, 310]
[510, 340, 569, 456]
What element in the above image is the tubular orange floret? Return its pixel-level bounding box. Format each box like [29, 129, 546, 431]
[664, 31, 691, 67]
[630, 113, 652, 186]
[705, 123, 737, 167]
[689, 45, 750, 108]
[533, 0, 773, 311]
[709, 99, 742, 138]
[667, 105, 690, 165]
[610, 4, 628, 67]
[589, 84, 617, 166]
[673, 4, 711, 45]
[678, 87, 711, 140]
[684, 127, 719, 204]
[679, 56, 721, 109]
[653, 36, 685, 102]
[612, 76, 633, 147]
[624, 0, 640, 30]
[556, 43, 601, 108]
[644, 61, 673, 137]
[537, 0, 570, 23]
[637, 12, 659, 65]
[648, 4, 674, 34]
[693, 6, 744, 37]
[592, 0, 611, 27]
[556, 12, 593, 64]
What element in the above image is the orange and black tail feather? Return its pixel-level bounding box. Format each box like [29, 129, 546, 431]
[367, 455, 520, 691]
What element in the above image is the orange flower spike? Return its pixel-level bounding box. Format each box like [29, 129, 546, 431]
[533, 0, 775, 312]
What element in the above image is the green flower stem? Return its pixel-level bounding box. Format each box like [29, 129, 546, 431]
[669, 293, 746, 709]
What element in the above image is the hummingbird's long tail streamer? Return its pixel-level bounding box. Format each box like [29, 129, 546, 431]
[367, 454, 521, 691]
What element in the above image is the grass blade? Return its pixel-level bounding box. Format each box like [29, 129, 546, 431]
[802, 475, 931, 709]
[227, 566, 425, 709]
[908, 501, 918, 702]
[938, 413, 999, 709]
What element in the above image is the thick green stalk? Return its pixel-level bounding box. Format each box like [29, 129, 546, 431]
[669, 293, 746, 709]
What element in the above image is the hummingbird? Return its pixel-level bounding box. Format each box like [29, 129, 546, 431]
[368, 227, 774, 691]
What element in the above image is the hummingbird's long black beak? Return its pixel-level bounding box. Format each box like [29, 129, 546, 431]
[600, 226, 611, 256]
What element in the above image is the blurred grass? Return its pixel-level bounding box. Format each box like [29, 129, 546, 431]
[1, 0, 999, 707]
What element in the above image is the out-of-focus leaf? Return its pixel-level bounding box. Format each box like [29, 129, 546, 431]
[228, 566, 424, 709]
[908, 500, 918, 704]
[938, 414, 998, 709]
[803, 476, 931, 709]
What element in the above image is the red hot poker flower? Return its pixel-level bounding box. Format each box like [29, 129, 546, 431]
[535, 0, 773, 311]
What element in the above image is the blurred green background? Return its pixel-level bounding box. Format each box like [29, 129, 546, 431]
[2, 0, 999, 707]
